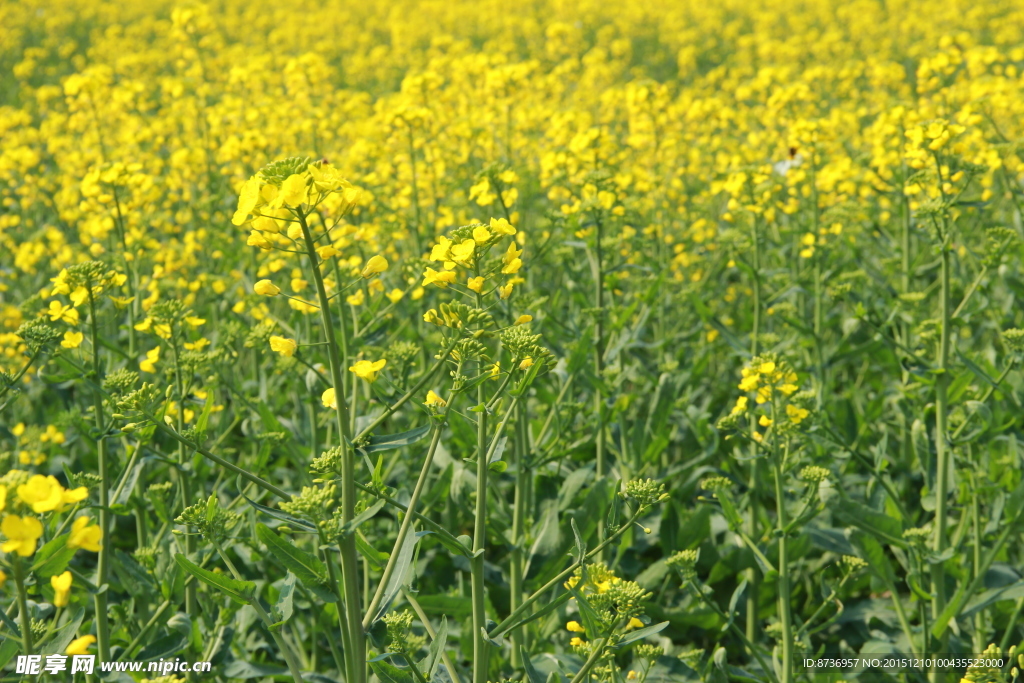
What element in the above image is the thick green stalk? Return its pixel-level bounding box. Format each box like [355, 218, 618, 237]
[170, 332, 198, 634]
[772, 456, 793, 683]
[87, 288, 111, 661]
[971, 472, 984, 653]
[12, 558, 34, 655]
[591, 213, 607, 554]
[931, 237, 951, 636]
[471, 378, 489, 683]
[297, 212, 365, 683]
[509, 403, 529, 668]
[746, 213, 762, 646]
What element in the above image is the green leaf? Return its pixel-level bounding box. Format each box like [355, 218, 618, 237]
[370, 660, 416, 683]
[570, 517, 587, 563]
[137, 632, 189, 661]
[568, 576, 601, 636]
[223, 660, 289, 679]
[612, 621, 670, 648]
[805, 526, 856, 556]
[195, 389, 215, 435]
[243, 494, 318, 532]
[0, 602, 21, 637]
[173, 553, 255, 605]
[255, 524, 336, 602]
[522, 647, 545, 683]
[31, 534, 76, 577]
[415, 595, 473, 620]
[360, 424, 431, 453]
[339, 499, 386, 536]
[715, 491, 744, 531]
[0, 637, 18, 671]
[850, 530, 896, 587]
[419, 616, 447, 682]
[273, 572, 297, 625]
[833, 498, 906, 548]
[39, 607, 85, 656]
[355, 532, 391, 570]
[370, 529, 421, 625]
[722, 580, 747, 634]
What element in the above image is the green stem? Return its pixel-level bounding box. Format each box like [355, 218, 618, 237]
[773, 455, 793, 683]
[12, 558, 34, 655]
[87, 287, 112, 662]
[297, 211, 365, 683]
[170, 330, 198, 635]
[472, 373, 489, 683]
[591, 213, 607, 555]
[509, 403, 528, 668]
[747, 211, 762, 647]
[931, 234, 951, 656]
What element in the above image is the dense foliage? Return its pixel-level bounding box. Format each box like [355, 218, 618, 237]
[3, 1, 1024, 682]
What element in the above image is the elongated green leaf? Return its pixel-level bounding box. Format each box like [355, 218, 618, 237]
[273, 572, 297, 625]
[833, 498, 906, 548]
[570, 517, 586, 563]
[255, 523, 336, 602]
[32, 534, 75, 577]
[371, 530, 421, 625]
[174, 554, 255, 604]
[371, 660, 416, 683]
[243, 494, 317, 532]
[850, 530, 896, 587]
[355, 532, 390, 570]
[613, 621, 670, 648]
[522, 648, 545, 683]
[360, 424, 431, 453]
[716, 491, 744, 531]
[419, 616, 447, 681]
[0, 637, 19, 671]
[568, 580, 601, 636]
[40, 607, 85, 656]
[340, 498, 386, 536]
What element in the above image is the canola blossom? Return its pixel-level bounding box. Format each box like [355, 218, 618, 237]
[2, 0, 1024, 682]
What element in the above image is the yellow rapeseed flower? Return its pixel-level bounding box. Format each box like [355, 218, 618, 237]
[61, 331, 84, 349]
[66, 635, 96, 656]
[422, 268, 456, 288]
[349, 359, 386, 382]
[424, 390, 447, 408]
[254, 279, 281, 296]
[140, 346, 160, 373]
[68, 516, 103, 552]
[361, 254, 389, 278]
[1, 514, 43, 556]
[17, 475, 64, 513]
[51, 571, 72, 607]
[322, 388, 338, 410]
[269, 336, 298, 357]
